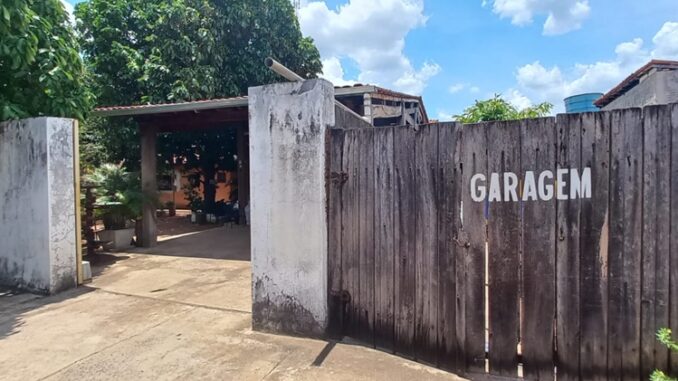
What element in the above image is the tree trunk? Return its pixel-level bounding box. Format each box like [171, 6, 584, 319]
[202, 167, 217, 214]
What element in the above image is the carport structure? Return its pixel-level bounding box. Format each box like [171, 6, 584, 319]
[94, 84, 429, 247]
[94, 97, 250, 247]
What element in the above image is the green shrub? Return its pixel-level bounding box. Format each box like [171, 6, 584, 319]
[651, 328, 678, 381]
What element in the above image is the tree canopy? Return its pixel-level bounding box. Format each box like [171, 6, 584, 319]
[75, 0, 322, 106]
[0, 0, 92, 121]
[455, 94, 553, 124]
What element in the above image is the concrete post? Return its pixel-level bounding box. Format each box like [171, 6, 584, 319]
[0, 118, 78, 294]
[140, 125, 158, 247]
[248, 79, 334, 337]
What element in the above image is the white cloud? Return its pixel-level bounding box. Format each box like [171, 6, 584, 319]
[469, 86, 481, 94]
[487, 0, 591, 35]
[437, 110, 455, 121]
[505, 89, 532, 109]
[299, 0, 440, 95]
[652, 21, 678, 59]
[449, 83, 465, 94]
[321, 57, 357, 86]
[512, 21, 678, 112]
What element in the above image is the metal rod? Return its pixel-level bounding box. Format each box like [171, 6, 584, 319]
[265, 57, 304, 82]
[265, 57, 369, 124]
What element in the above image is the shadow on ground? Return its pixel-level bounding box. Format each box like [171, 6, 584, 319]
[0, 286, 95, 342]
[132, 225, 251, 261]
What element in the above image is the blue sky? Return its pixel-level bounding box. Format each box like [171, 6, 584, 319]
[66, 0, 678, 118]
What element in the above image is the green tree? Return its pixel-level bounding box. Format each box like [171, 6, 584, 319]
[455, 94, 553, 124]
[75, 0, 322, 211]
[651, 328, 678, 381]
[0, 0, 92, 121]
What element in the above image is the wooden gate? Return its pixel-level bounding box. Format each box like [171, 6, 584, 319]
[327, 104, 678, 380]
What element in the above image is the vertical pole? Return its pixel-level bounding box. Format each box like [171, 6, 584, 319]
[140, 124, 158, 247]
[72, 120, 84, 284]
[237, 124, 250, 224]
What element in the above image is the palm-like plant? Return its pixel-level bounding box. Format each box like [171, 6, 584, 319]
[86, 163, 148, 230]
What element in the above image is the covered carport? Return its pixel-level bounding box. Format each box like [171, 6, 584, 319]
[93, 97, 250, 247]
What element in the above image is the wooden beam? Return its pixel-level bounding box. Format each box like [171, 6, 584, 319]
[135, 108, 248, 132]
[236, 125, 250, 225]
[140, 124, 158, 247]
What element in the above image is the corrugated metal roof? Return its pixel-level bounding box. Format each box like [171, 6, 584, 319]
[595, 60, 678, 108]
[93, 96, 249, 117]
[93, 83, 427, 118]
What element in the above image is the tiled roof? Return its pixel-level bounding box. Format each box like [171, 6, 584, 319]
[594, 60, 678, 108]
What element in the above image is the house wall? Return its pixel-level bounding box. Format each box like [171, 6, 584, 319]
[603, 70, 678, 110]
[0, 118, 77, 294]
[158, 168, 237, 209]
[249, 79, 333, 337]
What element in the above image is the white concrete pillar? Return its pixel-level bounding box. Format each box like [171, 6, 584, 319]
[0, 118, 78, 294]
[248, 79, 334, 336]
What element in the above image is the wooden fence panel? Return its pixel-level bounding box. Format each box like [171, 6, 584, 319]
[414, 124, 440, 363]
[437, 122, 463, 372]
[358, 129, 375, 341]
[394, 126, 417, 356]
[554, 113, 582, 381]
[486, 121, 522, 377]
[327, 103, 678, 381]
[579, 111, 610, 381]
[374, 127, 395, 350]
[522, 117, 557, 380]
[640, 105, 672, 379]
[460, 123, 489, 374]
[327, 128, 345, 336]
[670, 103, 678, 374]
[608, 108, 643, 380]
[342, 129, 361, 338]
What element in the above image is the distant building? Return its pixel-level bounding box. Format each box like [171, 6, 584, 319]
[595, 60, 678, 110]
[335, 84, 429, 126]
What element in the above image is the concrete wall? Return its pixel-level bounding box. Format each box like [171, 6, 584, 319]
[603, 69, 678, 110]
[0, 118, 77, 294]
[248, 79, 334, 337]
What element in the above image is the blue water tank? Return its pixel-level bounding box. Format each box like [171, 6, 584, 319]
[564, 93, 603, 113]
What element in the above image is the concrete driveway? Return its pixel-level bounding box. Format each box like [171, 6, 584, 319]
[0, 225, 466, 381]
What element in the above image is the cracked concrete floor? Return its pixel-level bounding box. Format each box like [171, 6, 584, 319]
[0, 226, 466, 381]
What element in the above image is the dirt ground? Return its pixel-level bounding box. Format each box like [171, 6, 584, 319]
[0, 224, 467, 381]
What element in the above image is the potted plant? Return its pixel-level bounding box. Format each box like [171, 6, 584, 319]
[166, 201, 176, 217]
[183, 183, 205, 223]
[88, 163, 155, 250]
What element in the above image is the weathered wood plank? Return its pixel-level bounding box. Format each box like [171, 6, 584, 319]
[669, 104, 678, 377]
[358, 128, 375, 342]
[342, 128, 361, 337]
[670, 103, 678, 375]
[394, 125, 417, 356]
[554, 113, 582, 381]
[438, 122, 463, 372]
[608, 108, 643, 380]
[374, 127, 395, 351]
[579, 111, 610, 381]
[522, 117, 557, 380]
[460, 122, 489, 374]
[640, 105, 672, 379]
[327, 128, 345, 337]
[414, 124, 440, 364]
[486, 120, 521, 377]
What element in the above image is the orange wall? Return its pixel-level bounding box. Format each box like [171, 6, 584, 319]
[159, 168, 237, 209]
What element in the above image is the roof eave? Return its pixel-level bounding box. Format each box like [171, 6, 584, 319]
[93, 98, 249, 118]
